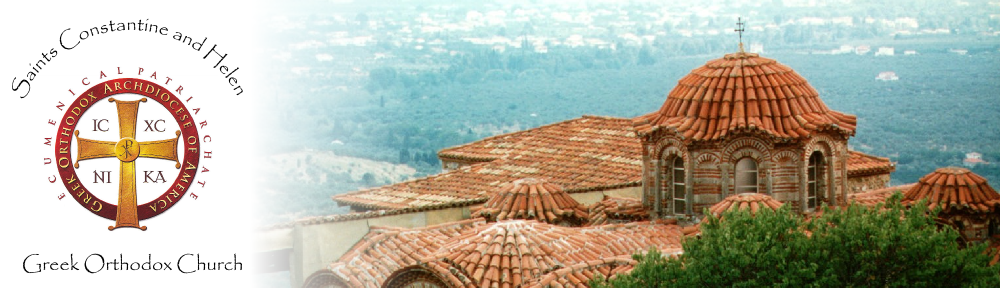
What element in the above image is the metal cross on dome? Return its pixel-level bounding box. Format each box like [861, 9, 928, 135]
[735, 17, 746, 45]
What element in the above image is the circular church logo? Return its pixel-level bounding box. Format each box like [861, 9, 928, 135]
[53, 78, 200, 231]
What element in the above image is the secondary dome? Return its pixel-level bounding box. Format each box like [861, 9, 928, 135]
[902, 167, 1000, 213]
[708, 193, 784, 218]
[634, 52, 857, 141]
[473, 178, 588, 225]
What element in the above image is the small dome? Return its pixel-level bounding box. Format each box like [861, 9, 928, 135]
[406, 220, 685, 288]
[634, 52, 856, 141]
[903, 167, 1000, 213]
[474, 178, 588, 224]
[708, 193, 784, 218]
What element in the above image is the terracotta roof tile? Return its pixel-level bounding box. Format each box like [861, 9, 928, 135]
[902, 167, 1000, 213]
[365, 220, 685, 287]
[847, 151, 896, 177]
[474, 178, 588, 225]
[847, 184, 916, 207]
[326, 219, 483, 287]
[587, 195, 648, 226]
[708, 193, 784, 218]
[633, 52, 856, 142]
[333, 118, 888, 211]
[333, 116, 642, 210]
[523, 256, 638, 287]
[262, 203, 485, 230]
[439, 115, 641, 164]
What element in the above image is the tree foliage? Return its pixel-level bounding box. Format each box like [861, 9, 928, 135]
[594, 195, 1000, 287]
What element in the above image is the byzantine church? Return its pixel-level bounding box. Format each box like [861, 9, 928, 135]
[263, 46, 1000, 288]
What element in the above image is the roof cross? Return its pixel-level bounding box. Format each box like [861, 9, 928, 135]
[735, 17, 745, 44]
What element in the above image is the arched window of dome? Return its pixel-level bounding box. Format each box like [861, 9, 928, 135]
[807, 152, 825, 211]
[403, 281, 444, 288]
[671, 156, 687, 215]
[735, 157, 758, 194]
[659, 154, 687, 215]
[989, 219, 998, 238]
[383, 268, 448, 288]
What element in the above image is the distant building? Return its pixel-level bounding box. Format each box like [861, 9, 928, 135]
[904, 50, 918, 55]
[877, 71, 899, 81]
[833, 45, 854, 55]
[875, 47, 895, 56]
[965, 152, 989, 167]
[855, 45, 871, 55]
[950, 49, 969, 55]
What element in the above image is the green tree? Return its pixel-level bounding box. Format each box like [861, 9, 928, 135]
[367, 67, 398, 92]
[360, 172, 376, 186]
[594, 195, 1000, 287]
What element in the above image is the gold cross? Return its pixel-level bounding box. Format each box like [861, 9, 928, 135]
[75, 97, 180, 231]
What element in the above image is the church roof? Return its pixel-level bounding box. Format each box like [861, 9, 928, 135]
[438, 115, 640, 164]
[847, 151, 896, 176]
[333, 116, 643, 210]
[473, 178, 588, 224]
[327, 219, 483, 287]
[708, 193, 784, 218]
[332, 115, 889, 211]
[902, 167, 1000, 213]
[376, 220, 684, 288]
[848, 184, 916, 207]
[524, 256, 637, 287]
[633, 52, 857, 142]
[587, 195, 648, 226]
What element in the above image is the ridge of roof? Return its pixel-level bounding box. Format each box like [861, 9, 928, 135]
[438, 115, 636, 162]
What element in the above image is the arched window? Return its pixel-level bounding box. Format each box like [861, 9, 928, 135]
[735, 157, 758, 194]
[384, 268, 448, 288]
[807, 152, 824, 210]
[989, 219, 998, 238]
[672, 157, 686, 215]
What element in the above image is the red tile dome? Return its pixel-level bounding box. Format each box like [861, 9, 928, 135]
[903, 167, 1000, 213]
[401, 220, 685, 288]
[634, 52, 857, 141]
[474, 178, 588, 224]
[708, 193, 784, 218]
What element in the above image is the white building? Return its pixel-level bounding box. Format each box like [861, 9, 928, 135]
[875, 47, 895, 56]
[876, 71, 899, 81]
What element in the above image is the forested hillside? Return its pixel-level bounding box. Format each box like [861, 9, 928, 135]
[256, 0, 1000, 223]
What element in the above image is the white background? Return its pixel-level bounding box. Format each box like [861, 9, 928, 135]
[1, 1, 269, 286]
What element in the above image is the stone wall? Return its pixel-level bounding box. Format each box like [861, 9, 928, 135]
[846, 174, 891, 194]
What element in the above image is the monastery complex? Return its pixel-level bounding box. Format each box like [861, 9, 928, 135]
[259, 49, 1000, 288]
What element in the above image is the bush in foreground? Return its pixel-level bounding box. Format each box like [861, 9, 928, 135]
[593, 194, 1000, 287]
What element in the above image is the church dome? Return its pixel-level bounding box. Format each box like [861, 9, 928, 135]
[708, 193, 784, 218]
[474, 178, 588, 224]
[902, 167, 1000, 213]
[634, 52, 857, 142]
